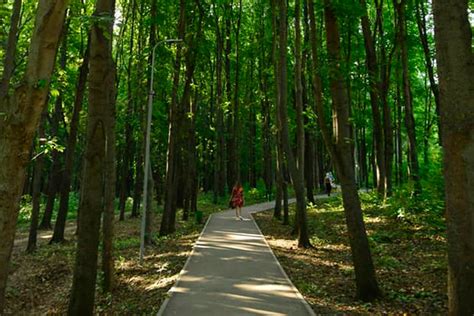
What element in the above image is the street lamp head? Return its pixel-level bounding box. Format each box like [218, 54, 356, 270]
[164, 39, 183, 44]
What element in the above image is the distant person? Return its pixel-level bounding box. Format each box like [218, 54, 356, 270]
[230, 181, 244, 220]
[325, 172, 333, 196]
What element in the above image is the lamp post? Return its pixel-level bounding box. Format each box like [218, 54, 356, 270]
[140, 38, 182, 262]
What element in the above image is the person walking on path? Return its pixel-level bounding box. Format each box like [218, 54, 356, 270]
[230, 181, 245, 220]
[325, 172, 333, 196]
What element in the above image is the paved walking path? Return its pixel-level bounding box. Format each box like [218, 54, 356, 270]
[158, 198, 317, 316]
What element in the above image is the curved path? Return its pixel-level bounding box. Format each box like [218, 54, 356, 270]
[158, 199, 316, 316]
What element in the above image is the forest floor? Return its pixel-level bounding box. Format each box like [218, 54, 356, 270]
[6, 191, 266, 314]
[254, 194, 447, 314]
[6, 211, 204, 314]
[6, 190, 446, 314]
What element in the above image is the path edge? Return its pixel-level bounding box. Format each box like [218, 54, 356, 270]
[157, 214, 213, 316]
[249, 207, 317, 316]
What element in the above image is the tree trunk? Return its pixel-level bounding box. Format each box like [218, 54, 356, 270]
[68, 0, 116, 313]
[415, 0, 441, 144]
[214, 2, 226, 198]
[102, 66, 117, 292]
[276, 0, 311, 248]
[323, 1, 381, 301]
[0, 1, 68, 312]
[26, 111, 48, 253]
[160, 0, 186, 236]
[118, 0, 137, 221]
[0, 0, 21, 100]
[51, 37, 90, 244]
[233, 0, 243, 184]
[224, 3, 235, 190]
[394, 0, 422, 194]
[432, 1, 474, 313]
[360, 0, 386, 197]
[307, 0, 381, 301]
[39, 19, 70, 230]
[271, 0, 282, 219]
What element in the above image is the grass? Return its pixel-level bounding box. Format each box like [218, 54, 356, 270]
[254, 192, 447, 314]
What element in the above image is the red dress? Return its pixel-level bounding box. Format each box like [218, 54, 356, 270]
[231, 186, 244, 208]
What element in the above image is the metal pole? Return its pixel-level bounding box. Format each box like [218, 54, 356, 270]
[140, 39, 182, 263]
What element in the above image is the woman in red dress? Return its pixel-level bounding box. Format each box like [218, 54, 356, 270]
[230, 181, 244, 220]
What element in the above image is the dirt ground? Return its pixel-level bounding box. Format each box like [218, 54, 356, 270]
[254, 198, 447, 314]
[5, 215, 202, 315]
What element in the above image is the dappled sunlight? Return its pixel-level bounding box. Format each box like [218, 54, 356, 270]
[238, 306, 287, 316]
[220, 255, 254, 261]
[169, 286, 191, 294]
[197, 242, 265, 252]
[217, 292, 263, 303]
[160, 209, 312, 315]
[233, 283, 296, 299]
[179, 275, 207, 282]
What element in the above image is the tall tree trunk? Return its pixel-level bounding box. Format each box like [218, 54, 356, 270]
[375, 1, 395, 197]
[0, 0, 21, 100]
[0, 1, 68, 312]
[224, 3, 235, 190]
[394, 0, 422, 194]
[260, 47, 273, 198]
[415, 0, 441, 144]
[27, 111, 48, 252]
[360, 0, 386, 197]
[276, 0, 311, 248]
[395, 56, 404, 185]
[432, 1, 474, 313]
[160, 0, 186, 236]
[302, 0, 315, 203]
[181, 4, 204, 221]
[214, 2, 226, 198]
[102, 65, 117, 291]
[233, 0, 243, 184]
[271, 0, 283, 218]
[294, 0, 305, 184]
[323, 1, 380, 301]
[308, 0, 381, 301]
[118, 0, 137, 221]
[51, 37, 90, 244]
[40, 18, 71, 230]
[68, 0, 116, 313]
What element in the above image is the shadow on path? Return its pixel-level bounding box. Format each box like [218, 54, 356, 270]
[157, 199, 316, 316]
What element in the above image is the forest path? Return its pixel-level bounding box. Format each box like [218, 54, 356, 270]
[13, 222, 77, 252]
[157, 198, 322, 316]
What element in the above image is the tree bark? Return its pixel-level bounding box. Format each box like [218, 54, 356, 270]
[51, 37, 90, 243]
[39, 18, 71, 230]
[0, 1, 68, 312]
[214, 2, 227, 199]
[68, 0, 116, 313]
[394, 0, 422, 194]
[118, 0, 137, 221]
[307, 0, 381, 301]
[0, 0, 21, 101]
[276, 0, 311, 248]
[180, 3, 204, 222]
[432, 1, 474, 313]
[26, 111, 48, 253]
[323, 1, 381, 301]
[360, 0, 386, 197]
[233, 0, 243, 183]
[415, 0, 441, 144]
[160, 0, 186, 236]
[102, 60, 117, 292]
